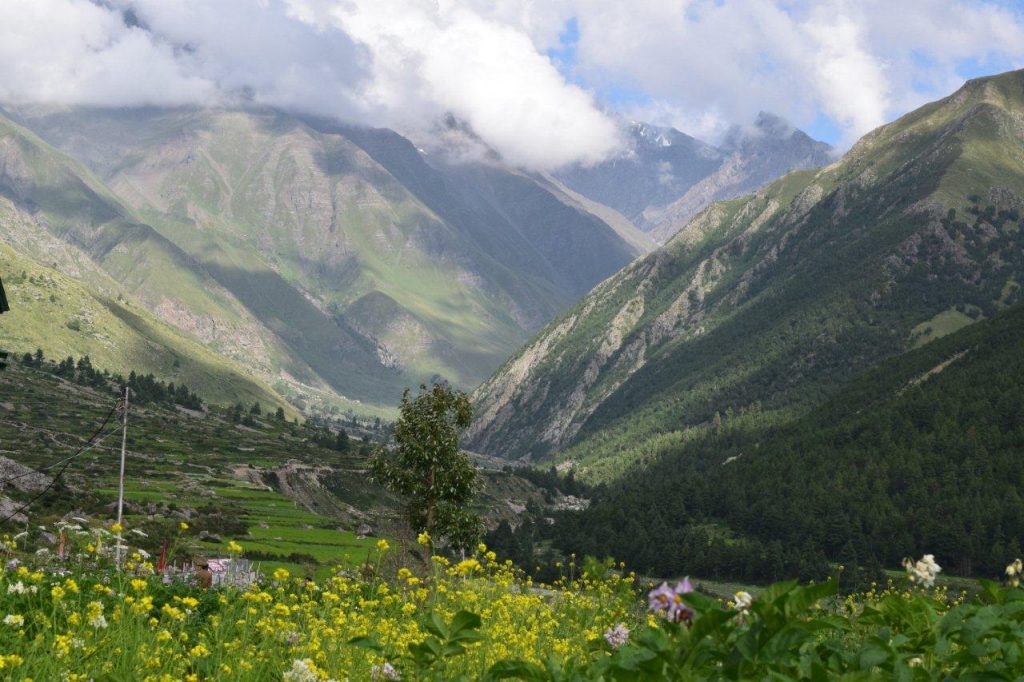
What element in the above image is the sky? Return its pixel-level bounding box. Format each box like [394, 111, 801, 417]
[1, 0, 1023, 170]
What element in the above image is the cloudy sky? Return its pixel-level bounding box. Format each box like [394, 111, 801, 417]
[2, 0, 1023, 169]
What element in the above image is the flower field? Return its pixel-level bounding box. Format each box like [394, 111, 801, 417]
[2, 528, 1024, 680]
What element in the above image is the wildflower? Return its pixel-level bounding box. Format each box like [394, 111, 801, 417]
[647, 578, 694, 624]
[603, 623, 630, 649]
[2, 614, 24, 627]
[50, 585, 66, 601]
[416, 531, 430, 546]
[7, 582, 26, 595]
[179, 522, 189, 531]
[189, 644, 210, 658]
[111, 523, 123, 534]
[130, 528, 148, 537]
[371, 662, 401, 681]
[731, 591, 753, 613]
[455, 558, 481, 576]
[273, 567, 291, 582]
[227, 540, 243, 555]
[908, 657, 924, 668]
[903, 554, 941, 587]
[283, 658, 321, 682]
[376, 539, 390, 553]
[1006, 559, 1022, 587]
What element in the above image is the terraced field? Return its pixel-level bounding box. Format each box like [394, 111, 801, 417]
[0, 359, 550, 576]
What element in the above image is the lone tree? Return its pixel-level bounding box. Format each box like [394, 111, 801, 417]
[370, 383, 482, 552]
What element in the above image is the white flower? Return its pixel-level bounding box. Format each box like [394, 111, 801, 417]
[371, 663, 401, 681]
[34, 548, 49, 556]
[731, 591, 754, 612]
[89, 614, 108, 629]
[71, 517, 89, 524]
[12, 532, 27, 541]
[3, 614, 24, 627]
[130, 529, 148, 538]
[136, 548, 151, 559]
[908, 656, 923, 668]
[282, 659, 319, 682]
[903, 554, 942, 587]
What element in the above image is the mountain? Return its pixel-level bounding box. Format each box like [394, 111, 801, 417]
[548, 299, 1024, 582]
[466, 69, 1024, 478]
[0, 112, 288, 409]
[555, 114, 832, 242]
[1, 106, 645, 411]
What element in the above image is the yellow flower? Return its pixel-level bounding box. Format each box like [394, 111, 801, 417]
[417, 531, 431, 546]
[50, 585, 66, 601]
[273, 567, 290, 582]
[179, 522, 189, 531]
[131, 579, 148, 593]
[111, 522, 123, 534]
[376, 539, 390, 552]
[227, 540, 243, 555]
[456, 558, 481, 576]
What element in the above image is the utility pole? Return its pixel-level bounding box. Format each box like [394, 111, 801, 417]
[115, 386, 129, 566]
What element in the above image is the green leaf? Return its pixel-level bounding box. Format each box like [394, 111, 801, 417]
[450, 610, 483, 635]
[426, 612, 449, 640]
[347, 635, 384, 653]
[483, 659, 549, 681]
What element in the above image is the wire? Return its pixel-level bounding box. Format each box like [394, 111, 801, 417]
[0, 402, 119, 523]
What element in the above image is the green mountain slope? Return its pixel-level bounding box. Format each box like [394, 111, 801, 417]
[0, 241, 286, 410]
[8, 106, 642, 409]
[0, 116, 296, 410]
[467, 69, 1024, 474]
[549, 299, 1024, 582]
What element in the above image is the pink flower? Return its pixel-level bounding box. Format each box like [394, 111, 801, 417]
[648, 578, 694, 624]
[604, 623, 630, 648]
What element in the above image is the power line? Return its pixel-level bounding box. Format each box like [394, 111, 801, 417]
[0, 403, 119, 525]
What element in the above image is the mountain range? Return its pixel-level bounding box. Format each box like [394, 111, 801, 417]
[467, 69, 1024, 481]
[0, 104, 826, 414]
[556, 112, 833, 243]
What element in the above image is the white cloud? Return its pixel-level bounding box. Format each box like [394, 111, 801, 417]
[1, 0, 1023, 166]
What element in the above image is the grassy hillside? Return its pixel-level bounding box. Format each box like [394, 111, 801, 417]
[8, 106, 641, 411]
[467, 69, 1024, 477]
[0, 242, 287, 410]
[0, 359, 556, 576]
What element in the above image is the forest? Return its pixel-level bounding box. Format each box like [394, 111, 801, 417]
[497, 301, 1024, 588]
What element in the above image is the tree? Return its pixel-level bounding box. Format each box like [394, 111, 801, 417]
[370, 383, 482, 552]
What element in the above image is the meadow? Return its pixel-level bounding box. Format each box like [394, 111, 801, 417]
[0, 523, 1022, 680]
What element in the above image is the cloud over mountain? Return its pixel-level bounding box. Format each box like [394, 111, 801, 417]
[1, 0, 1022, 168]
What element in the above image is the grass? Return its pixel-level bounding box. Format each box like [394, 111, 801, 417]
[911, 307, 981, 347]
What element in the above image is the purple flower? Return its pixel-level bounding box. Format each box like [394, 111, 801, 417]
[5, 559, 19, 571]
[604, 623, 630, 649]
[648, 578, 695, 624]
